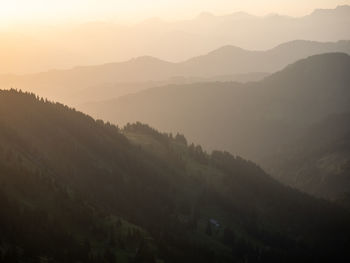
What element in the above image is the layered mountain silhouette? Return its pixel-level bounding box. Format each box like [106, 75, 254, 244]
[80, 53, 350, 198]
[1, 89, 350, 262]
[2, 2, 350, 262]
[1, 5, 350, 74]
[1, 40, 350, 105]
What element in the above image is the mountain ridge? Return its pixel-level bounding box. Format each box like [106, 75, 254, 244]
[2, 5, 350, 74]
[1, 40, 350, 105]
[1, 88, 350, 262]
[80, 53, 350, 199]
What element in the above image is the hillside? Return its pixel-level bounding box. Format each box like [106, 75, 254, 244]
[1, 89, 350, 262]
[80, 53, 350, 198]
[264, 112, 350, 200]
[1, 40, 350, 104]
[82, 53, 350, 158]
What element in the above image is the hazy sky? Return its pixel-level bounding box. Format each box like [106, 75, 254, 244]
[1, 0, 350, 26]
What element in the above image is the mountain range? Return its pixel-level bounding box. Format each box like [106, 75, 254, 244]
[80, 53, 350, 199]
[1, 5, 350, 74]
[2, 3, 350, 263]
[1, 40, 350, 105]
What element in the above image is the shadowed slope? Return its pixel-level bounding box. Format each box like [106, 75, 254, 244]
[1, 89, 350, 262]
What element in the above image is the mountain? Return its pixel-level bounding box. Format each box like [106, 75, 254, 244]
[81, 53, 350, 158]
[1, 5, 350, 74]
[1, 40, 350, 105]
[264, 112, 350, 200]
[1, 89, 350, 262]
[80, 53, 350, 198]
[178, 40, 350, 76]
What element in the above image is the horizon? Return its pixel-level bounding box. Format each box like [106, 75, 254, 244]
[1, 1, 350, 75]
[1, 0, 350, 29]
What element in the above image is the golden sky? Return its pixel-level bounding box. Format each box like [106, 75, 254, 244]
[1, 0, 350, 26]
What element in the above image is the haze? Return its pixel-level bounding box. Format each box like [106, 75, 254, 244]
[1, 1, 350, 262]
[1, 0, 350, 26]
[1, 1, 350, 74]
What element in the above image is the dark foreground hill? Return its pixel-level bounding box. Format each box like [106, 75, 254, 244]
[81, 53, 350, 199]
[263, 112, 350, 199]
[0, 89, 350, 262]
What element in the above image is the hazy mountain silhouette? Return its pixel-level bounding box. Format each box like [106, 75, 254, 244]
[179, 40, 350, 76]
[1, 89, 350, 262]
[1, 5, 350, 74]
[1, 40, 349, 105]
[80, 53, 350, 198]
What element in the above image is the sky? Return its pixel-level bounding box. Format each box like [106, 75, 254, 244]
[1, 0, 350, 26]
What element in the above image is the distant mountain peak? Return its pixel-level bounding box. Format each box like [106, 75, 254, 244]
[128, 56, 171, 64]
[184, 45, 249, 63]
[226, 11, 256, 19]
[290, 52, 350, 65]
[273, 39, 321, 49]
[335, 4, 350, 11]
[266, 52, 350, 83]
[207, 45, 247, 55]
[311, 4, 350, 16]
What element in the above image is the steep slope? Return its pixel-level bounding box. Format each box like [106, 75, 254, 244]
[81, 53, 350, 198]
[1, 89, 350, 262]
[82, 53, 350, 158]
[1, 40, 350, 104]
[264, 112, 350, 200]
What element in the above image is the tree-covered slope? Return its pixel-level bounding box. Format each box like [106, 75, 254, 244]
[1, 89, 350, 262]
[264, 112, 350, 200]
[82, 53, 350, 159]
[80, 53, 350, 199]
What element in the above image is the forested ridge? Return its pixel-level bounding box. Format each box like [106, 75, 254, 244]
[0, 89, 349, 262]
[81, 53, 350, 199]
